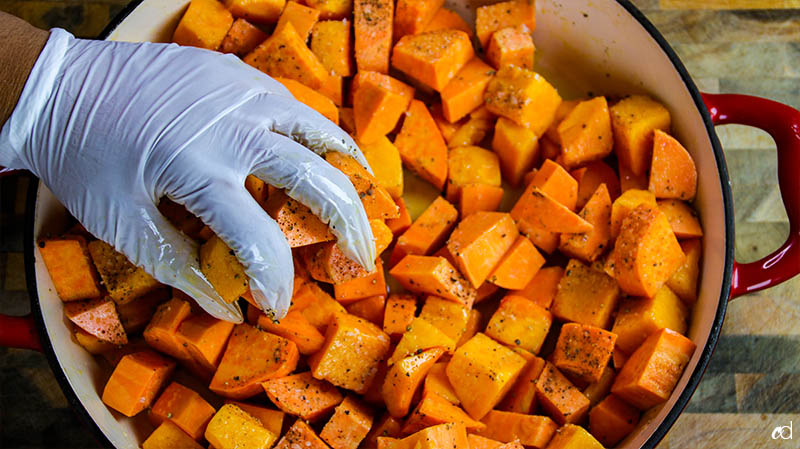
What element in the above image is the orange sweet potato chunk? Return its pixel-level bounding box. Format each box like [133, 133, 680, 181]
[611, 328, 696, 409]
[589, 395, 640, 447]
[545, 424, 604, 449]
[303, 242, 370, 285]
[392, 29, 475, 92]
[275, 77, 339, 124]
[484, 66, 561, 136]
[176, 313, 235, 371]
[486, 26, 534, 70]
[102, 350, 176, 417]
[499, 355, 545, 414]
[611, 286, 688, 354]
[263, 371, 343, 421]
[144, 297, 194, 361]
[423, 362, 460, 405]
[306, 0, 351, 19]
[243, 22, 328, 89]
[389, 255, 476, 305]
[325, 152, 400, 219]
[39, 237, 102, 302]
[394, 0, 444, 37]
[382, 294, 417, 338]
[485, 295, 551, 354]
[257, 309, 326, 354]
[225, 401, 285, 436]
[64, 297, 128, 345]
[402, 391, 486, 435]
[441, 58, 495, 123]
[619, 161, 648, 192]
[551, 259, 619, 329]
[363, 414, 402, 448]
[394, 100, 449, 190]
[610, 95, 671, 177]
[353, 72, 415, 144]
[571, 160, 621, 209]
[275, 419, 331, 449]
[658, 199, 703, 239]
[614, 203, 685, 297]
[667, 238, 702, 303]
[225, 0, 285, 23]
[311, 19, 354, 77]
[386, 197, 413, 235]
[382, 347, 445, 417]
[320, 396, 374, 449]
[446, 145, 502, 203]
[535, 362, 590, 425]
[460, 184, 505, 218]
[510, 187, 592, 234]
[446, 212, 519, 288]
[309, 313, 391, 392]
[509, 266, 563, 310]
[149, 382, 216, 440]
[423, 7, 473, 36]
[610, 189, 658, 239]
[532, 159, 578, 210]
[354, 0, 393, 73]
[345, 295, 386, 326]
[557, 97, 613, 169]
[88, 239, 161, 305]
[553, 323, 617, 384]
[393, 196, 457, 263]
[275, 1, 320, 40]
[649, 129, 698, 200]
[333, 259, 387, 302]
[558, 183, 612, 263]
[173, 0, 234, 50]
[264, 189, 335, 248]
[475, 0, 535, 49]
[210, 324, 299, 399]
[478, 411, 557, 448]
[489, 235, 545, 290]
[492, 117, 540, 187]
[219, 18, 267, 57]
[142, 421, 204, 449]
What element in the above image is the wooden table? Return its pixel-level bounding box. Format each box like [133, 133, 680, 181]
[1, 0, 799, 447]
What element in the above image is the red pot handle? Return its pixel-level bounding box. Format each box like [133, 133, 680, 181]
[702, 93, 800, 299]
[0, 314, 42, 351]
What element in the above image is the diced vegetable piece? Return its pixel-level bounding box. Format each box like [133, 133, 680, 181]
[143, 421, 205, 449]
[499, 355, 545, 414]
[311, 19, 353, 76]
[206, 404, 277, 449]
[402, 392, 485, 434]
[257, 309, 326, 355]
[320, 396, 374, 449]
[544, 99, 578, 144]
[264, 189, 334, 248]
[610, 95, 671, 176]
[389, 255, 477, 305]
[263, 371, 343, 421]
[589, 395, 640, 447]
[326, 152, 399, 220]
[553, 323, 617, 383]
[149, 382, 215, 440]
[582, 365, 616, 407]
[276, 419, 330, 448]
[303, 242, 370, 284]
[199, 235, 248, 303]
[386, 197, 412, 235]
[425, 8, 471, 34]
[649, 129, 697, 200]
[557, 97, 613, 169]
[392, 30, 474, 92]
[309, 313, 390, 392]
[423, 362, 459, 405]
[667, 238, 702, 303]
[612, 285, 688, 354]
[418, 295, 470, 342]
[210, 324, 299, 399]
[275, 77, 338, 124]
[468, 434, 503, 449]
[509, 266, 563, 310]
[334, 259, 387, 303]
[611, 328, 696, 409]
[447, 114, 494, 148]
[486, 295, 551, 354]
[275, 1, 320, 40]
[388, 318, 455, 365]
[346, 295, 386, 325]
[475, 0, 535, 48]
[658, 199, 703, 239]
[292, 282, 347, 331]
[571, 162, 619, 211]
[354, 0, 393, 73]
[225, 0, 284, 23]
[244, 23, 328, 89]
[220, 18, 267, 57]
[551, 259, 619, 328]
[306, 0, 351, 19]
[486, 26, 534, 70]
[401, 422, 469, 449]
[460, 184, 505, 218]
[613, 347, 629, 370]
[446, 212, 518, 287]
[65, 297, 127, 345]
[383, 294, 417, 338]
[614, 203, 685, 297]
[478, 411, 558, 448]
[393, 100, 449, 190]
[492, 117, 539, 187]
[559, 183, 612, 263]
[176, 313, 235, 371]
[489, 236, 545, 289]
[364, 414, 403, 448]
[38, 237, 101, 301]
[446, 333, 527, 419]
[102, 350, 176, 417]
[446, 146, 502, 203]
[441, 58, 495, 122]
[545, 424, 603, 449]
[394, 0, 444, 37]
[225, 401, 285, 435]
[88, 240, 161, 305]
[358, 138, 404, 199]
[353, 72, 415, 144]
[510, 186, 592, 234]
[484, 66, 561, 136]
[610, 188, 658, 239]
[117, 288, 169, 334]
[457, 308, 482, 346]
[383, 347, 445, 417]
[173, 0, 234, 49]
[431, 102, 464, 144]
[393, 196, 458, 264]
[144, 297, 194, 361]
[534, 362, 590, 425]
[73, 327, 115, 354]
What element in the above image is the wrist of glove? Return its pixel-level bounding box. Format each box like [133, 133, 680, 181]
[0, 29, 375, 322]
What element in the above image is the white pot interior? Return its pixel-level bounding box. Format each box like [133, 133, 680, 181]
[32, 1, 730, 447]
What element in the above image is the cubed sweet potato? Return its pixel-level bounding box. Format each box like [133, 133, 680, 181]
[531, 159, 579, 210]
[509, 266, 563, 310]
[306, 0, 351, 19]
[610, 95, 671, 176]
[311, 19, 353, 76]
[403, 392, 486, 435]
[446, 212, 518, 287]
[382, 294, 417, 338]
[484, 66, 561, 136]
[475, 0, 535, 48]
[535, 362, 590, 425]
[489, 236, 545, 289]
[649, 129, 697, 200]
[360, 137, 404, 199]
[389, 255, 476, 305]
[326, 149, 400, 220]
[263, 371, 343, 421]
[510, 187, 592, 234]
[88, 240, 161, 305]
[353, 72, 415, 144]
[264, 189, 334, 248]
[102, 350, 176, 417]
[392, 29, 474, 92]
[486, 26, 534, 70]
[38, 237, 102, 302]
[468, 434, 503, 449]
[144, 297, 194, 361]
[364, 414, 403, 448]
[65, 297, 127, 345]
[611, 285, 688, 354]
[383, 348, 445, 417]
[219, 18, 267, 57]
[388, 318, 455, 365]
[492, 117, 540, 187]
[666, 238, 701, 303]
[320, 396, 374, 449]
[423, 362, 460, 405]
[143, 421, 205, 449]
[394, 0, 444, 37]
[275, 1, 320, 40]
[446, 146, 502, 203]
[386, 197, 413, 235]
[551, 259, 619, 329]
[582, 365, 616, 407]
[393, 196, 458, 264]
[478, 410, 557, 448]
[393, 100, 449, 190]
[173, 0, 234, 49]
[226, 0, 284, 23]
[345, 295, 386, 326]
[485, 295, 551, 354]
[400, 422, 469, 449]
[275, 77, 339, 124]
[354, 0, 393, 73]
[557, 97, 613, 169]
[441, 58, 495, 123]
[571, 160, 621, 209]
[292, 282, 347, 331]
[545, 424, 604, 449]
[150, 382, 216, 440]
[559, 183, 612, 263]
[658, 199, 703, 239]
[418, 295, 470, 342]
[225, 401, 285, 436]
[589, 394, 640, 447]
[206, 404, 277, 449]
[199, 235, 248, 303]
[553, 323, 617, 383]
[460, 184, 505, 218]
[333, 259, 387, 303]
[447, 114, 494, 148]
[610, 188, 658, 239]
[303, 242, 370, 284]
[423, 7, 472, 35]
[499, 355, 545, 414]
[257, 309, 325, 354]
[176, 313, 235, 371]
[243, 22, 328, 89]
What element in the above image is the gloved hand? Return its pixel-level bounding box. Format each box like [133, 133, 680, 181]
[0, 29, 376, 323]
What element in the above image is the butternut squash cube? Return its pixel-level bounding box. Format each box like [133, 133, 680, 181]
[393, 196, 457, 263]
[307, 0, 352, 19]
[38, 237, 101, 302]
[143, 421, 205, 449]
[401, 423, 469, 449]
[88, 240, 161, 305]
[394, 0, 444, 37]
[424, 7, 473, 35]
[388, 317, 455, 365]
[534, 362, 590, 425]
[666, 238, 702, 303]
[589, 395, 640, 447]
[418, 295, 471, 342]
[199, 235, 248, 304]
[423, 362, 460, 405]
[402, 391, 486, 434]
[611, 188, 658, 239]
[173, 0, 234, 49]
[311, 19, 354, 76]
[557, 97, 613, 169]
[275, 1, 320, 40]
[610, 95, 671, 176]
[275, 77, 338, 124]
[219, 18, 267, 57]
[489, 236, 545, 290]
[150, 382, 216, 441]
[486, 26, 534, 70]
[102, 350, 176, 417]
[509, 266, 563, 310]
[393, 99, 449, 190]
[551, 259, 619, 329]
[226, 0, 284, 23]
[475, 0, 535, 49]
[441, 58, 496, 122]
[320, 396, 374, 449]
[612, 285, 688, 354]
[389, 255, 477, 305]
[275, 420, 331, 449]
[325, 152, 400, 220]
[446, 212, 518, 288]
[205, 404, 277, 449]
[478, 410, 557, 448]
[382, 348, 445, 418]
[359, 137, 404, 199]
[460, 184, 505, 218]
[545, 424, 604, 449]
[264, 189, 334, 248]
[263, 371, 343, 421]
[352, 72, 415, 144]
[243, 22, 328, 89]
[492, 117, 539, 187]
[392, 29, 475, 92]
[553, 323, 617, 383]
[658, 199, 703, 239]
[486, 295, 551, 354]
[446, 146, 502, 203]
[354, 0, 392, 72]
[176, 313, 235, 371]
[382, 294, 417, 338]
[144, 297, 194, 361]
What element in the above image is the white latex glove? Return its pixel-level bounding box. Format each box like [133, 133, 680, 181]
[0, 29, 376, 323]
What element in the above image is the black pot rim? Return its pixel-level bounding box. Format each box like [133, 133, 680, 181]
[24, 1, 735, 448]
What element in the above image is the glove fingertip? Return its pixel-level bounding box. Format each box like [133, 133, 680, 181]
[249, 277, 292, 320]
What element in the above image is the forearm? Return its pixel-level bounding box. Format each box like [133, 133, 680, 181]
[0, 11, 49, 126]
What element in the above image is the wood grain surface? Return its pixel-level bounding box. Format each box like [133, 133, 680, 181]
[1, 0, 799, 448]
